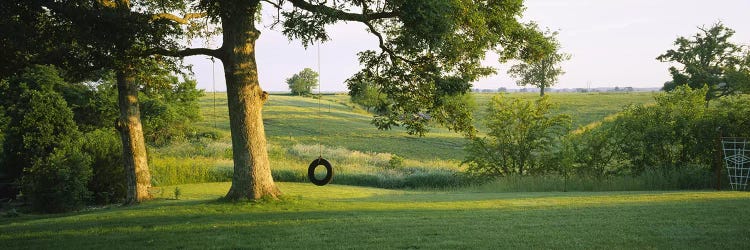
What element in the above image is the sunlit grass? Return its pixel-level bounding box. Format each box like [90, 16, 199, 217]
[2, 182, 749, 249]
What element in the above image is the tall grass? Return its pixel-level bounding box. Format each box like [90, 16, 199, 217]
[149, 143, 471, 190]
[467, 167, 718, 192]
[149, 156, 231, 186]
[279, 144, 470, 189]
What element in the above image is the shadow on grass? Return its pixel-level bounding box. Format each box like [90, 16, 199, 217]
[2, 195, 749, 249]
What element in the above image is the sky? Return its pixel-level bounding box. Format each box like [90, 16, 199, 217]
[184, 0, 750, 92]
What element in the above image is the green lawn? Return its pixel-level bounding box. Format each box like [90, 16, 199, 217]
[2, 182, 749, 249]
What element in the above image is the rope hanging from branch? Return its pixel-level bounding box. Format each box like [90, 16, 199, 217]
[308, 42, 334, 186]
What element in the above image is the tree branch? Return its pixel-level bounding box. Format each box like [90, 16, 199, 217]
[262, 0, 283, 9]
[151, 13, 206, 24]
[145, 47, 222, 59]
[287, 0, 398, 22]
[362, 21, 413, 64]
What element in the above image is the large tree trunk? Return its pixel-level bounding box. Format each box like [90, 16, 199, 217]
[115, 68, 152, 204]
[221, 1, 281, 201]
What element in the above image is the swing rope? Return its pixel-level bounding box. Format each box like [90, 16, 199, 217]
[317, 42, 322, 158]
[204, 19, 218, 130]
[307, 42, 333, 186]
[211, 56, 217, 129]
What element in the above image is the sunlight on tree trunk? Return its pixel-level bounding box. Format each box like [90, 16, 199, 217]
[222, 3, 281, 201]
[116, 68, 152, 204]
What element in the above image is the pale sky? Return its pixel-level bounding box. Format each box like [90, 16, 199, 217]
[184, 0, 750, 92]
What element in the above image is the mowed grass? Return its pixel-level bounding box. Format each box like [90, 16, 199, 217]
[2, 182, 749, 249]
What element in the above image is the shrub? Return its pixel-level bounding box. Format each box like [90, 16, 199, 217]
[0, 66, 94, 211]
[388, 155, 404, 169]
[0, 66, 74, 185]
[464, 95, 571, 178]
[569, 86, 750, 182]
[23, 139, 92, 213]
[82, 129, 126, 204]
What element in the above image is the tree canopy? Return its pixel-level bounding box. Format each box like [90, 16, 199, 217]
[657, 22, 750, 102]
[4, 0, 555, 202]
[287, 68, 318, 95]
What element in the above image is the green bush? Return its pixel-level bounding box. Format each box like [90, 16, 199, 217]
[0, 66, 74, 184]
[82, 129, 126, 204]
[464, 95, 571, 178]
[0, 66, 101, 211]
[23, 139, 92, 213]
[388, 155, 404, 169]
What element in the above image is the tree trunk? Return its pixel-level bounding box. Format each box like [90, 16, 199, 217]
[115, 68, 152, 204]
[540, 86, 545, 97]
[221, 1, 281, 201]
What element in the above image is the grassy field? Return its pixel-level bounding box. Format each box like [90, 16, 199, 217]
[4, 92, 749, 249]
[196, 91, 655, 160]
[2, 182, 749, 249]
[145, 92, 658, 189]
[471, 92, 656, 129]
[143, 92, 658, 188]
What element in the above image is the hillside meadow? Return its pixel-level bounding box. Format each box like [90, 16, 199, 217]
[149, 91, 656, 189]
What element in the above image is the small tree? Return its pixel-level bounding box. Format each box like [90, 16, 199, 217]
[657, 22, 750, 103]
[508, 30, 571, 96]
[464, 95, 571, 178]
[287, 68, 319, 96]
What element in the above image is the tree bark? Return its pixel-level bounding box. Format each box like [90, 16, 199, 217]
[540, 86, 545, 97]
[116, 68, 152, 204]
[221, 1, 281, 201]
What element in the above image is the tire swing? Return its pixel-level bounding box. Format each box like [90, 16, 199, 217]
[307, 43, 333, 186]
[308, 157, 333, 186]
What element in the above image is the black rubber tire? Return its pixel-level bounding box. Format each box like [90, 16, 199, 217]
[308, 158, 334, 186]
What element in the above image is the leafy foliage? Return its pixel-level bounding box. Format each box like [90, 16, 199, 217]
[0, 66, 92, 212]
[138, 71, 204, 146]
[657, 23, 750, 102]
[286, 68, 319, 96]
[82, 129, 126, 204]
[347, 77, 387, 112]
[569, 86, 750, 178]
[610, 86, 708, 173]
[23, 136, 92, 213]
[464, 95, 571, 178]
[295, 0, 555, 135]
[0, 66, 80, 183]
